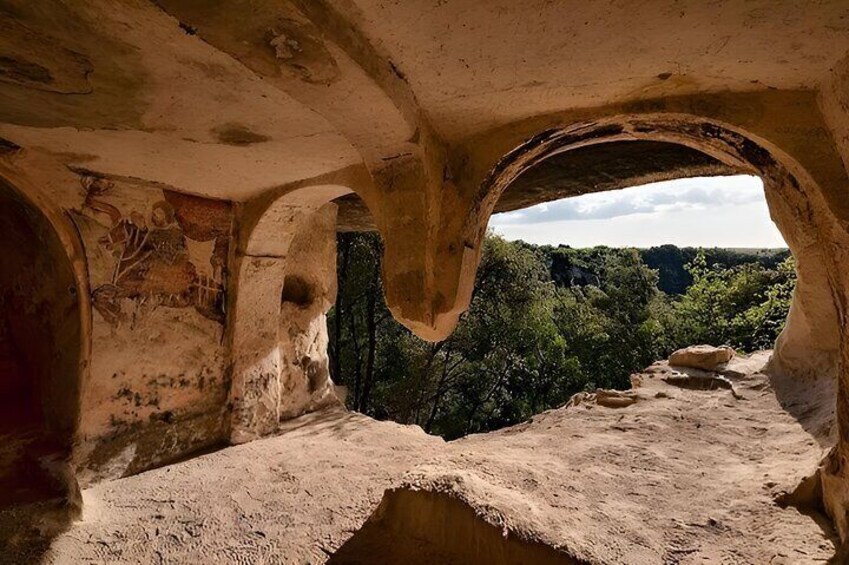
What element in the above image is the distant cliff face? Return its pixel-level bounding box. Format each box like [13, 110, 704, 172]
[549, 257, 600, 288]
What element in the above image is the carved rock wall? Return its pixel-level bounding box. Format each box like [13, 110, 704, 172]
[228, 190, 346, 443]
[69, 177, 234, 484]
[278, 207, 341, 420]
[0, 4, 847, 548]
[813, 57, 849, 542]
[0, 150, 235, 485]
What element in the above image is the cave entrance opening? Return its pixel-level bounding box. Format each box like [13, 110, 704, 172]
[0, 179, 82, 507]
[329, 136, 804, 441]
[488, 169, 794, 374]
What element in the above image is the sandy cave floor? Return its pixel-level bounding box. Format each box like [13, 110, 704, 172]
[3, 352, 840, 564]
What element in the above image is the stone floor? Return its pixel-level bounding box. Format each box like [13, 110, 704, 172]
[1, 352, 839, 564]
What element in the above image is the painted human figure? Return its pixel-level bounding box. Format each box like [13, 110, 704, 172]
[83, 177, 225, 325]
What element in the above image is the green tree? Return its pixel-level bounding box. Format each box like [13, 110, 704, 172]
[666, 251, 795, 352]
[428, 236, 576, 437]
[330, 234, 796, 439]
[552, 248, 664, 390]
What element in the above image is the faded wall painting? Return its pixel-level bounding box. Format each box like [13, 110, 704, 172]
[69, 174, 233, 482]
[81, 176, 229, 326]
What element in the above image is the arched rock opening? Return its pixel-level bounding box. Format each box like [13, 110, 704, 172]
[0, 177, 82, 507]
[335, 140, 737, 231]
[335, 120, 839, 403]
[493, 139, 738, 213]
[472, 116, 840, 384]
[228, 185, 352, 442]
[469, 114, 849, 539]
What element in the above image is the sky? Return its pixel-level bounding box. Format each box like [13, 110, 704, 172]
[488, 175, 788, 249]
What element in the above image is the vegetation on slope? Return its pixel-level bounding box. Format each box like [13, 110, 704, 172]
[329, 233, 795, 439]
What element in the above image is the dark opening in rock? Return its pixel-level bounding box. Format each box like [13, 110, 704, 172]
[0, 179, 80, 509]
[281, 275, 314, 308]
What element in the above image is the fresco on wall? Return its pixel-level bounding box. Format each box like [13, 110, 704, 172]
[67, 174, 233, 481]
[76, 175, 230, 327]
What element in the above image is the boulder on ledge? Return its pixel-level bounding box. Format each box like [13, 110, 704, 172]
[668, 344, 735, 371]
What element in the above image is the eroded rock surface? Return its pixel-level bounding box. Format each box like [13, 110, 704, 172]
[4, 352, 837, 564]
[1, 0, 849, 553]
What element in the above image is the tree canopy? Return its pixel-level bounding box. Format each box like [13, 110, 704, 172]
[328, 233, 795, 439]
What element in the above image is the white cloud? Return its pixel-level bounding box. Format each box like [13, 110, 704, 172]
[489, 175, 787, 248]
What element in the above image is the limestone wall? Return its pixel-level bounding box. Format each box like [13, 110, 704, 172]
[228, 194, 345, 443]
[0, 151, 235, 485]
[821, 54, 849, 177]
[69, 177, 233, 483]
[278, 207, 340, 420]
[814, 54, 849, 541]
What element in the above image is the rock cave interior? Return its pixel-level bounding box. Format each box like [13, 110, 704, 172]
[0, 1, 848, 563]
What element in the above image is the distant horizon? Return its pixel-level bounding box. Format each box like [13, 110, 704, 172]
[489, 175, 788, 249]
[499, 240, 790, 251]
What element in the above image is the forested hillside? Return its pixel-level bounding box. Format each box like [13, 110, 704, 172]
[638, 245, 790, 294]
[329, 233, 794, 439]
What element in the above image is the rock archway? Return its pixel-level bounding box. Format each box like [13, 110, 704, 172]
[0, 175, 86, 509]
[337, 110, 845, 381]
[471, 115, 841, 382]
[458, 113, 849, 538]
[330, 107, 849, 542]
[228, 184, 357, 442]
